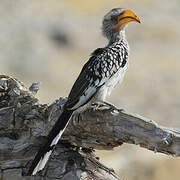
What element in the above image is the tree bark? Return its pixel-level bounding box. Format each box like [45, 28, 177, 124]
[0, 75, 180, 179]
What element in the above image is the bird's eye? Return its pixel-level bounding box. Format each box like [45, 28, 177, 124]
[111, 15, 119, 24]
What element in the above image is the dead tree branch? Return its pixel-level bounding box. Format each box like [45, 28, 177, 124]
[0, 75, 180, 179]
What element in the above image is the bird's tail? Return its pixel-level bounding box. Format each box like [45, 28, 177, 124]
[27, 108, 73, 176]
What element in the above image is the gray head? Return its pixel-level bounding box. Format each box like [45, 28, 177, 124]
[102, 8, 140, 41]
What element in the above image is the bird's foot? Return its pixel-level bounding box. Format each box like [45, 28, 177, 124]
[91, 101, 120, 111]
[91, 101, 107, 111]
[102, 101, 118, 109]
[102, 101, 124, 112]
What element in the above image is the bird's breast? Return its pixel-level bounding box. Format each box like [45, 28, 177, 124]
[106, 62, 128, 95]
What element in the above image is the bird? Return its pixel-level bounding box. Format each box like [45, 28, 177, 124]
[27, 8, 140, 176]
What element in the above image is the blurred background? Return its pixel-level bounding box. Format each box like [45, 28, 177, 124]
[0, 0, 180, 179]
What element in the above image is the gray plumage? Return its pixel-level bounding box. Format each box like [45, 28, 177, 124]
[102, 8, 126, 41]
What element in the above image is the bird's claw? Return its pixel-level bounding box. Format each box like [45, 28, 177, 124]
[91, 101, 118, 111]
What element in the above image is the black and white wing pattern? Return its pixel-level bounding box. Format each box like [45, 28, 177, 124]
[65, 42, 128, 110]
[65, 48, 106, 110]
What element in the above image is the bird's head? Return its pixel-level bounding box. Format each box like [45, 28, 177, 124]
[102, 8, 140, 40]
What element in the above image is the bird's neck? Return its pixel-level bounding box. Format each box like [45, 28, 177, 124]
[108, 30, 126, 45]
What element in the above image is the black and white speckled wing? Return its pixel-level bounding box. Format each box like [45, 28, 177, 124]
[65, 48, 106, 110]
[65, 43, 128, 110]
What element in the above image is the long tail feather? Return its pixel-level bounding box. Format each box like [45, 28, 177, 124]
[27, 109, 73, 175]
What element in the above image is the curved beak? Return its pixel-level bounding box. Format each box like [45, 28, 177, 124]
[116, 9, 141, 28]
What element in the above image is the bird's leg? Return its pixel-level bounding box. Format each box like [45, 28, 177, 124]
[91, 101, 124, 112]
[91, 101, 118, 110]
[102, 101, 117, 108]
[104, 101, 124, 112]
[102, 101, 124, 111]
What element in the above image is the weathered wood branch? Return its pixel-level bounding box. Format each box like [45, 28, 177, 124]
[0, 75, 180, 179]
[65, 106, 180, 155]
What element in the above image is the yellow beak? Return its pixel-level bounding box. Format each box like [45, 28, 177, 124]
[115, 9, 141, 30]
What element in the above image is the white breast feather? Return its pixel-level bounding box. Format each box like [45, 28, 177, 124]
[106, 63, 128, 95]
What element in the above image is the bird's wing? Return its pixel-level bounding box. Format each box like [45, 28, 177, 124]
[65, 46, 127, 110]
[65, 49, 105, 110]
